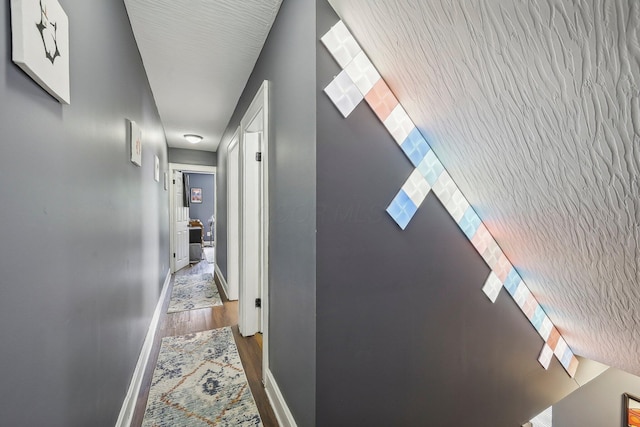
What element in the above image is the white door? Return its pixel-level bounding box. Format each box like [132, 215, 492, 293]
[239, 131, 262, 336]
[174, 171, 189, 271]
[227, 135, 240, 300]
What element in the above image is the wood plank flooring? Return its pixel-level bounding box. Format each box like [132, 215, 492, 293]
[130, 260, 279, 427]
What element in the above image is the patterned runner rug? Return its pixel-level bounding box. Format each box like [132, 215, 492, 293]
[142, 328, 262, 426]
[167, 273, 222, 313]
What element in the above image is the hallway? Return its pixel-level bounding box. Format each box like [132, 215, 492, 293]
[130, 259, 278, 426]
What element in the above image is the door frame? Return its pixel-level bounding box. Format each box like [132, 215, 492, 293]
[238, 80, 270, 381]
[226, 129, 240, 301]
[169, 162, 217, 273]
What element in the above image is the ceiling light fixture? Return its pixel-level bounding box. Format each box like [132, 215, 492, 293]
[184, 134, 203, 144]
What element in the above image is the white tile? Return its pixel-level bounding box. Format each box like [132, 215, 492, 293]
[324, 70, 363, 118]
[432, 171, 457, 206]
[344, 51, 381, 95]
[417, 149, 444, 185]
[482, 272, 503, 303]
[401, 169, 431, 208]
[443, 189, 470, 223]
[513, 282, 531, 308]
[481, 238, 502, 270]
[554, 337, 568, 359]
[538, 344, 553, 369]
[538, 316, 553, 341]
[383, 105, 415, 145]
[320, 21, 362, 69]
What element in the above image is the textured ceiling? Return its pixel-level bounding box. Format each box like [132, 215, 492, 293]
[124, 0, 282, 151]
[328, 0, 640, 375]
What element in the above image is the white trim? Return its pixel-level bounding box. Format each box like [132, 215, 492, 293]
[226, 130, 240, 301]
[116, 270, 171, 427]
[168, 163, 217, 174]
[214, 263, 231, 301]
[169, 170, 176, 273]
[264, 369, 297, 427]
[261, 81, 271, 383]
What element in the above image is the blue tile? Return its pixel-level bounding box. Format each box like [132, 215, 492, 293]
[531, 305, 545, 331]
[417, 150, 445, 186]
[458, 207, 482, 240]
[503, 267, 521, 296]
[561, 347, 573, 367]
[400, 128, 431, 167]
[386, 189, 418, 230]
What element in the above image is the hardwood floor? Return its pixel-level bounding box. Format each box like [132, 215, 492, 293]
[130, 259, 279, 426]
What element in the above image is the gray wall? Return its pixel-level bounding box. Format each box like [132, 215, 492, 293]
[216, 0, 317, 425]
[187, 173, 215, 242]
[168, 147, 217, 166]
[314, 5, 580, 426]
[0, 1, 169, 426]
[554, 368, 640, 427]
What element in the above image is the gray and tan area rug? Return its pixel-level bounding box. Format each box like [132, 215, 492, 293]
[167, 273, 222, 313]
[142, 327, 262, 426]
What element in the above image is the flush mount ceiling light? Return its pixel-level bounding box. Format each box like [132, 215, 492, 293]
[184, 134, 203, 144]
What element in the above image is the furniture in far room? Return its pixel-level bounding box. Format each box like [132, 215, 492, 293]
[207, 214, 214, 247]
[188, 219, 203, 263]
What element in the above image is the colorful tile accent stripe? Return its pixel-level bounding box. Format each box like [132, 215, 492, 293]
[321, 20, 579, 378]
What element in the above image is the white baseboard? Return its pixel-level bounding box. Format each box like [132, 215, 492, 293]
[215, 263, 230, 301]
[116, 270, 171, 427]
[264, 369, 297, 427]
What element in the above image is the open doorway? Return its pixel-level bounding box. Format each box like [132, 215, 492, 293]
[185, 171, 215, 266]
[185, 172, 215, 247]
[169, 163, 216, 274]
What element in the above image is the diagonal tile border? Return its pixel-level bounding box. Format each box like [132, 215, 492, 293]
[482, 272, 503, 303]
[365, 79, 399, 122]
[384, 105, 415, 145]
[324, 70, 363, 118]
[344, 51, 381, 95]
[320, 20, 362, 69]
[321, 20, 578, 377]
[402, 169, 431, 208]
[386, 189, 418, 230]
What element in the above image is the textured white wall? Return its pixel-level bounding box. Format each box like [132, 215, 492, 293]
[328, 0, 640, 375]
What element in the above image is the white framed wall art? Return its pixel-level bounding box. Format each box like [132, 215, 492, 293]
[11, 0, 70, 104]
[154, 155, 160, 182]
[129, 120, 142, 166]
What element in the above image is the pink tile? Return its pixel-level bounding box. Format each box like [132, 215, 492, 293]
[365, 79, 398, 122]
[470, 224, 491, 254]
[547, 327, 560, 350]
[523, 295, 538, 319]
[481, 240, 502, 269]
[567, 355, 579, 377]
